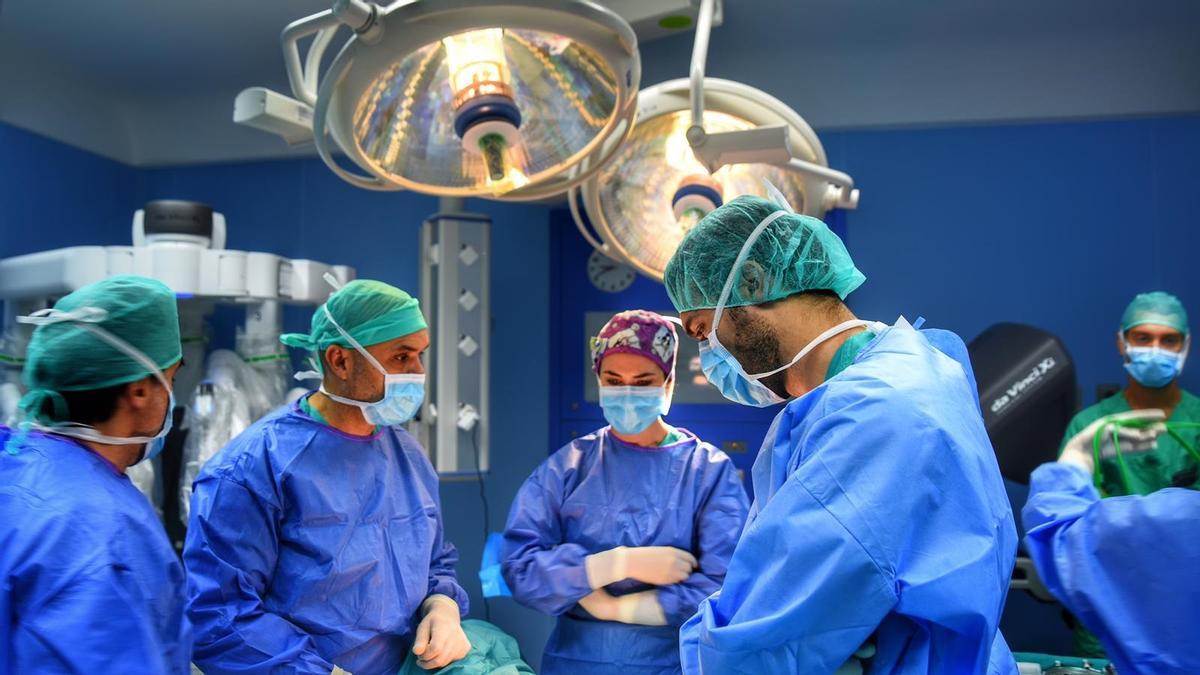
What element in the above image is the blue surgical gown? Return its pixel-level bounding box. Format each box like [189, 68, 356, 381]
[679, 325, 1019, 675]
[0, 428, 191, 674]
[1023, 462, 1200, 675]
[183, 400, 468, 675]
[502, 427, 749, 674]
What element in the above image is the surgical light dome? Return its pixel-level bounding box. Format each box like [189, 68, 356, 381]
[262, 0, 640, 200]
[571, 78, 859, 280]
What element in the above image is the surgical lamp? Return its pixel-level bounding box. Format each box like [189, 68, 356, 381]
[570, 0, 858, 280]
[237, 0, 641, 201]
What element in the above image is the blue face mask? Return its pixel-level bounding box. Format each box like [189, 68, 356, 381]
[142, 391, 175, 461]
[320, 305, 426, 426]
[699, 339, 783, 408]
[599, 385, 670, 435]
[321, 374, 425, 427]
[702, 317, 875, 408]
[1124, 343, 1187, 389]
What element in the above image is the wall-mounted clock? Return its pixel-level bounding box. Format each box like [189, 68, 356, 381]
[586, 249, 637, 293]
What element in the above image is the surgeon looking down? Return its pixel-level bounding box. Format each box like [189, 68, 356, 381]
[664, 194, 1019, 674]
[0, 275, 191, 673]
[184, 279, 471, 674]
[501, 310, 749, 675]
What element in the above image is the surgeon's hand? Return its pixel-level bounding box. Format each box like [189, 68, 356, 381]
[412, 594, 471, 670]
[1060, 409, 1168, 473]
[578, 589, 668, 626]
[579, 589, 618, 620]
[585, 546, 697, 588]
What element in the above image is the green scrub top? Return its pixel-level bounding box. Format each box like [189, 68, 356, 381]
[1059, 389, 1200, 497]
[298, 394, 330, 426]
[660, 425, 686, 446]
[826, 330, 877, 381]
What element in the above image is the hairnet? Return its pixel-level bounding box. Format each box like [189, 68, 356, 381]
[21, 275, 181, 421]
[280, 280, 427, 359]
[591, 310, 678, 377]
[663, 195, 865, 313]
[1121, 291, 1189, 335]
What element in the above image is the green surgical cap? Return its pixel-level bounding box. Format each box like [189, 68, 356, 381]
[21, 275, 181, 420]
[1121, 291, 1189, 335]
[663, 195, 865, 313]
[280, 280, 427, 358]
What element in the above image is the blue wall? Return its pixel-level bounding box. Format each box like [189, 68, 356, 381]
[823, 116, 1200, 404]
[0, 124, 138, 258]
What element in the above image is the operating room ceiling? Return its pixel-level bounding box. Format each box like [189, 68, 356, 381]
[1, 0, 1197, 167]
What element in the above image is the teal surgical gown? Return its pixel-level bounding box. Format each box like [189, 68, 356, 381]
[0, 429, 191, 673]
[183, 400, 467, 675]
[679, 324, 1019, 674]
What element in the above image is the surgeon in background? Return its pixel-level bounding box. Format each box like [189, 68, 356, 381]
[0, 276, 190, 672]
[1024, 409, 1200, 674]
[664, 195, 1017, 674]
[1060, 292, 1197, 498]
[502, 310, 749, 675]
[1054, 291, 1196, 658]
[184, 279, 470, 674]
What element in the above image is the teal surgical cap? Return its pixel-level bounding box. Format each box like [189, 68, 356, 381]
[21, 275, 181, 421]
[281, 279, 427, 358]
[1121, 291, 1189, 335]
[663, 195, 865, 313]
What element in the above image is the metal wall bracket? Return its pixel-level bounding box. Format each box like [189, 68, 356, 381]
[417, 211, 491, 474]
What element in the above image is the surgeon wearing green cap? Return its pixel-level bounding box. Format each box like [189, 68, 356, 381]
[0, 275, 191, 672]
[184, 279, 472, 675]
[665, 195, 1018, 674]
[1053, 290, 1197, 658]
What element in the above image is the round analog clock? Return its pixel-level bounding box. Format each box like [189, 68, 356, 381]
[587, 249, 636, 293]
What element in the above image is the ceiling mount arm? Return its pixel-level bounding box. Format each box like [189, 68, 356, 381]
[686, 0, 717, 148]
[331, 0, 382, 44]
[309, 54, 403, 192]
[282, 9, 341, 106]
[569, 187, 615, 256]
[304, 27, 338, 98]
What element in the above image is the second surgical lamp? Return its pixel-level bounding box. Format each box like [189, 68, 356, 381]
[571, 0, 859, 280]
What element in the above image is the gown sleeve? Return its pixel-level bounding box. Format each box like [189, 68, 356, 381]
[682, 375, 1012, 675]
[679, 466, 896, 673]
[501, 458, 596, 616]
[1023, 462, 1200, 674]
[184, 473, 334, 675]
[418, 455, 469, 613]
[10, 522, 185, 673]
[657, 453, 750, 626]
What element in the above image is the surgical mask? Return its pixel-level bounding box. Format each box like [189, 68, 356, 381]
[599, 385, 670, 435]
[318, 305, 425, 426]
[1124, 339, 1188, 388]
[701, 319, 874, 407]
[141, 391, 175, 461]
[700, 208, 873, 407]
[18, 308, 175, 463]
